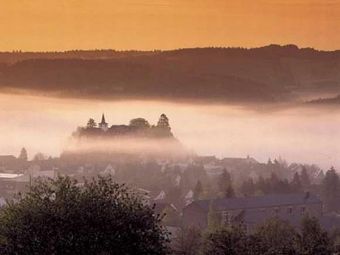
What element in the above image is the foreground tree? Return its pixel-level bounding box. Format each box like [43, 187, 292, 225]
[0, 176, 169, 255]
[172, 226, 202, 255]
[254, 218, 298, 255]
[297, 216, 333, 255]
[202, 225, 248, 255]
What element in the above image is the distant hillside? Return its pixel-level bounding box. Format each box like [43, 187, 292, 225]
[1, 45, 340, 103]
[307, 95, 340, 104]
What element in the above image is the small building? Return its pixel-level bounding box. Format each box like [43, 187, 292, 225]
[0, 173, 30, 198]
[183, 193, 322, 232]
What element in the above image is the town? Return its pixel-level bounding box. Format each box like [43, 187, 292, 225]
[2, 1, 340, 253]
[0, 114, 339, 253]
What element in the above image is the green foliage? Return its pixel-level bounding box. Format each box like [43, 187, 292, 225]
[253, 172, 305, 195]
[162, 206, 180, 227]
[254, 218, 298, 255]
[18, 147, 28, 161]
[297, 216, 334, 255]
[300, 167, 311, 189]
[172, 226, 202, 255]
[157, 114, 170, 129]
[240, 178, 255, 196]
[224, 185, 235, 198]
[216, 169, 235, 198]
[218, 169, 232, 192]
[291, 172, 302, 192]
[129, 118, 150, 128]
[193, 180, 203, 201]
[86, 118, 97, 128]
[202, 225, 248, 255]
[207, 201, 221, 231]
[321, 167, 340, 212]
[0, 176, 169, 255]
[198, 216, 336, 255]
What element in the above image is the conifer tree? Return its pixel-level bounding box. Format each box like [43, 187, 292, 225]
[18, 147, 28, 161]
[291, 172, 302, 192]
[157, 114, 170, 129]
[300, 166, 311, 189]
[321, 167, 340, 212]
[193, 180, 203, 200]
[225, 185, 235, 198]
[218, 169, 231, 190]
[240, 178, 255, 196]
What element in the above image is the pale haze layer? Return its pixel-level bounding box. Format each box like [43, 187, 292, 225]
[0, 93, 339, 170]
[0, 0, 340, 51]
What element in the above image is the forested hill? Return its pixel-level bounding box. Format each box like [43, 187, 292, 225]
[1, 45, 340, 103]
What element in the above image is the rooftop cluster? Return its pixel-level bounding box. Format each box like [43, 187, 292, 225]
[74, 113, 173, 139]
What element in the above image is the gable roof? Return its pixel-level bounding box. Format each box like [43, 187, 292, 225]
[0, 155, 17, 164]
[189, 193, 321, 212]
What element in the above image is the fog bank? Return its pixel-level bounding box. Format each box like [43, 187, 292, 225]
[0, 93, 339, 170]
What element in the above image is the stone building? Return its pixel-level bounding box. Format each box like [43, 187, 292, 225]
[183, 193, 322, 232]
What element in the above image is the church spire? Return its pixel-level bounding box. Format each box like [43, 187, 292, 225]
[101, 113, 106, 125]
[99, 113, 108, 131]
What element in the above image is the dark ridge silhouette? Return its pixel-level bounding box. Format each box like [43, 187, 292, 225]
[306, 95, 340, 104]
[1, 45, 340, 103]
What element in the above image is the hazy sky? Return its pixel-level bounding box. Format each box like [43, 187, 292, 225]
[1, 0, 340, 51]
[0, 93, 339, 170]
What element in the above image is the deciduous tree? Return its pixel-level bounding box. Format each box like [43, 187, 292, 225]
[86, 118, 97, 128]
[0, 176, 169, 255]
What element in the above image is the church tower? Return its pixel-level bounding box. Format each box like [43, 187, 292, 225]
[98, 113, 108, 131]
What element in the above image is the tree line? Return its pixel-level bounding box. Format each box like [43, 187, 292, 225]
[173, 216, 338, 255]
[193, 167, 340, 213]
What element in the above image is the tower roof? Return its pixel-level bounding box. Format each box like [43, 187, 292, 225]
[100, 113, 107, 124]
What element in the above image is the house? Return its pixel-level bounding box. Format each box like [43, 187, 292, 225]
[153, 202, 180, 227]
[0, 155, 17, 166]
[0, 173, 30, 198]
[183, 193, 322, 232]
[0, 155, 26, 173]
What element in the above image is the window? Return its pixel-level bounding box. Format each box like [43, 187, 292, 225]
[222, 211, 231, 225]
[301, 206, 306, 215]
[287, 207, 293, 214]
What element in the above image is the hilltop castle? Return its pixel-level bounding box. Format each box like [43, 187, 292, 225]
[74, 113, 174, 139]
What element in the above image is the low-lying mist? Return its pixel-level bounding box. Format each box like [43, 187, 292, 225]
[63, 136, 188, 158]
[0, 92, 339, 170]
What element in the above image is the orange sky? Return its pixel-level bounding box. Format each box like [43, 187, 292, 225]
[0, 0, 340, 51]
